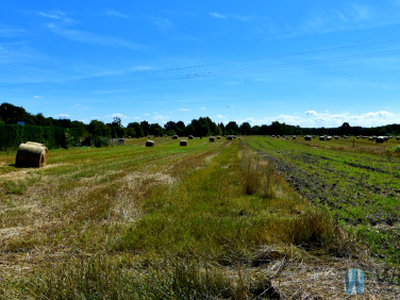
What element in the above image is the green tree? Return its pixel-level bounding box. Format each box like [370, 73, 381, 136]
[340, 122, 351, 135]
[127, 122, 144, 137]
[190, 117, 217, 137]
[176, 121, 186, 136]
[164, 121, 177, 136]
[226, 121, 239, 135]
[141, 121, 150, 136]
[111, 117, 125, 137]
[239, 122, 252, 135]
[87, 120, 105, 136]
[0, 102, 32, 124]
[149, 123, 164, 136]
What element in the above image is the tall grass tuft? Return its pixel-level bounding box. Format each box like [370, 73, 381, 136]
[287, 210, 354, 257]
[241, 151, 275, 198]
[25, 255, 280, 299]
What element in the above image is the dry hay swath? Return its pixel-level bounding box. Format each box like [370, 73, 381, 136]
[146, 140, 155, 147]
[15, 142, 48, 168]
[180, 140, 187, 146]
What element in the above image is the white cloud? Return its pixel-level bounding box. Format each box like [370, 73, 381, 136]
[153, 114, 170, 123]
[200, 107, 206, 110]
[210, 12, 227, 19]
[36, 10, 74, 26]
[151, 17, 173, 33]
[352, 4, 370, 20]
[128, 65, 153, 71]
[298, 110, 399, 127]
[270, 3, 400, 40]
[33, 95, 42, 99]
[216, 114, 226, 119]
[109, 113, 128, 119]
[73, 104, 89, 110]
[106, 10, 128, 18]
[180, 108, 189, 111]
[37, 10, 65, 20]
[46, 23, 144, 50]
[55, 114, 70, 119]
[209, 12, 253, 21]
[235, 110, 400, 127]
[0, 27, 25, 37]
[305, 110, 317, 116]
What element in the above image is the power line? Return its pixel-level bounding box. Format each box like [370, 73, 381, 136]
[1, 36, 400, 91]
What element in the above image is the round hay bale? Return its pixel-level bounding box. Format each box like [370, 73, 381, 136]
[209, 136, 215, 142]
[25, 141, 49, 154]
[188, 135, 194, 140]
[171, 135, 178, 140]
[376, 136, 384, 144]
[180, 140, 187, 146]
[15, 143, 48, 168]
[304, 135, 312, 141]
[146, 140, 155, 147]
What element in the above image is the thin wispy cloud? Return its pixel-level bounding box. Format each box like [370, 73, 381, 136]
[180, 108, 189, 112]
[232, 14, 255, 22]
[35, 10, 144, 50]
[210, 12, 227, 19]
[36, 10, 74, 25]
[271, 3, 400, 39]
[151, 17, 173, 33]
[37, 10, 66, 20]
[0, 42, 42, 65]
[0, 27, 25, 37]
[153, 113, 170, 123]
[106, 10, 128, 18]
[74, 104, 89, 110]
[352, 4, 370, 20]
[33, 95, 42, 99]
[46, 23, 145, 50]
[209, 12, 254, 22]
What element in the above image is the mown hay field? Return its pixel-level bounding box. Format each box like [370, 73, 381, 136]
[0, 137, 399, 298]
[247, 136, 400, 266]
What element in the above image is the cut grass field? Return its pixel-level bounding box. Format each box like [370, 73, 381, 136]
[0, 137, 399, 298]
[247, 136, 400, 269]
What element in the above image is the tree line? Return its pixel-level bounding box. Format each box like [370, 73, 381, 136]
[1, 102, 399, 148]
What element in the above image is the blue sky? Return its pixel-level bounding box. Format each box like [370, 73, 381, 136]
[2, 1, 400, 127]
